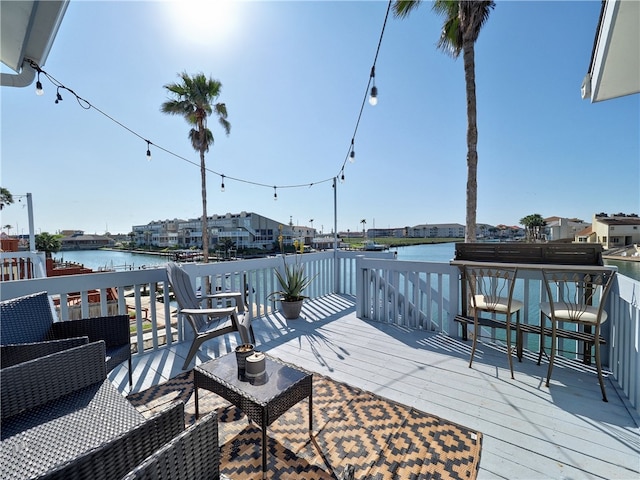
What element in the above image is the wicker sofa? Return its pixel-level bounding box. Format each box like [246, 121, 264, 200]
[121, 411, 220, 480]
[0, 341, 219, 479]
[0, 291, 132, 386]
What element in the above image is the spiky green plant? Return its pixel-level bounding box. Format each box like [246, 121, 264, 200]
[268, 258, 318, 302]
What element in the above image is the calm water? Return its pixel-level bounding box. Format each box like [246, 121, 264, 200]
[54, 250, 171, 271]
[54, 244, 640, 281]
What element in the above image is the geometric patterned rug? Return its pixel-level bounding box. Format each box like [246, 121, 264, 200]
[127, 369, 482, 480]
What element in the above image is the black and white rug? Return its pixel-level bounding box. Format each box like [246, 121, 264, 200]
[128, 370, 482, 479]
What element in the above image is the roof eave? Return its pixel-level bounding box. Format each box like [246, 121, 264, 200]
[1, 0, 69, 87]
[582, 0, 640, 102]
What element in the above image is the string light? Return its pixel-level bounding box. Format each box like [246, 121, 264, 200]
[23, 1, 394, 203]
[35, 71, 44, 96]
[369, 66, 378, 106]
[221, 175, 225, 192]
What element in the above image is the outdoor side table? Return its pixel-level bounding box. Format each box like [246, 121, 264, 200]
[194, 352, 313, 479]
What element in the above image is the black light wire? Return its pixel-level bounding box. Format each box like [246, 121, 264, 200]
[25, 1, 392, 194]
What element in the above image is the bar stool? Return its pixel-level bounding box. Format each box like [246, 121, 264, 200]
[464, 265, 523, 379]
[538, 269, 615, 402]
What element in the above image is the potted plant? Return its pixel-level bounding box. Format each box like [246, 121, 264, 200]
[267, 232, 317, 319]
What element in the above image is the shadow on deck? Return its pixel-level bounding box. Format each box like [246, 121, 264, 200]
[110, 294, 640, 480]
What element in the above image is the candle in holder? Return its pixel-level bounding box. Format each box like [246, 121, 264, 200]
[235, 344, 255, 375]
[245, 351, 266, 379]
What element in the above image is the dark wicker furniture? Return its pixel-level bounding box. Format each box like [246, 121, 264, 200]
[0, 342, 187, 479]
[0, 291, 132, 385]
[121, 411, 220, 480]
[194, 352, 313, 479]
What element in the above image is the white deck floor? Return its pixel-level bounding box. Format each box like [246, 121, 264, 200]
[110, 294, 640, 480]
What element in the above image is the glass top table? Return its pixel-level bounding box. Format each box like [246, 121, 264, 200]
[194, 352, 313, 479]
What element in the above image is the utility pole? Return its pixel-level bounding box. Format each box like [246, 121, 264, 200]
[27, 193, 35, 251]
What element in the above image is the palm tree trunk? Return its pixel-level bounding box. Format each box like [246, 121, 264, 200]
[463, 40, 478, 243]
[199, 126, 211, 299]
[200, 149, 209, 263]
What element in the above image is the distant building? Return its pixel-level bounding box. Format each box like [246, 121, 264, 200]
[544, 216, 591, 242]
[132, 212, 307, 250]
[495, 225, 525, 240]
[363, 227, 408, 239]
[575, 225, 595, 244]
[410, 223, 465, 238]
[586, 213, 640, 249]
[59, 231, 115, 250]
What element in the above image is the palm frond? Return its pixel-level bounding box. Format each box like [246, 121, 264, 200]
[392, 0, 423, 19]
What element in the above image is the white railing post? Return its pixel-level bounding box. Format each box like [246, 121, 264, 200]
[355, 255, 364, 318]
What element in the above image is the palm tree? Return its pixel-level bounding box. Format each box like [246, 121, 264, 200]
[394, 0, 495, 243]
[161, 72, 230, 263]
[35, 232, 62, 259]
[519, 213, 547, 242]
[0, 187, 14, 210]
[360, 219, 367, 238]
[4, 224, 13, 235]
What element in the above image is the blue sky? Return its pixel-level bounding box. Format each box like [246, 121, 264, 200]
[2, 0, 638, 236]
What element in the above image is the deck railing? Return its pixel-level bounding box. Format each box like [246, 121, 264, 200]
[0, 249, 637, 412]
[356, 257, 639, 412]
[356, 257, 460, 332]
[0, 251, 46, 280]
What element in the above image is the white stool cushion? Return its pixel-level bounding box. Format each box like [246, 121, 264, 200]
[474, 295, 524, 314]
[539, 302, 607, 324]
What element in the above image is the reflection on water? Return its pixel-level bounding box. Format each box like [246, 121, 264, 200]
[54, 250, 170, 271]
[601, 259, 640, 282]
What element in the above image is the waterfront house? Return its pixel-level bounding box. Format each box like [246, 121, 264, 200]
[59, 231, 115, 250]
[543, 216, 591, 242]
[590, 212, 640, 249]
[132, 212, 311, 251]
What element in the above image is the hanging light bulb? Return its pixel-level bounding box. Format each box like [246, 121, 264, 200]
[369, 85, 378, 106]
[221, 175, 225, 192]
[273, 186, 278, 201]
[55, 87, 63, 104]
[146, 141, 152, 161]
[340, 171, 345, 183]
[35, 72, 44, 96]
[369, 66, 378, 106]
[349, 139, 355, 163]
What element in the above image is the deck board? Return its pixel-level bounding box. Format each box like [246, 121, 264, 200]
[111, 294, 640, 480]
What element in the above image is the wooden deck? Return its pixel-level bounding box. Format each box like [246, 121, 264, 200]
[110, 294, 640, 480]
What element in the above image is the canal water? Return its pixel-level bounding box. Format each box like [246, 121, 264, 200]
[54, 250, 171, 271]
[54, 243, 640, 281]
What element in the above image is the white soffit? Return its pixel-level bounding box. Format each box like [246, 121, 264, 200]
[1, 1, 68, 74]
[585, 0, 640, 102]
